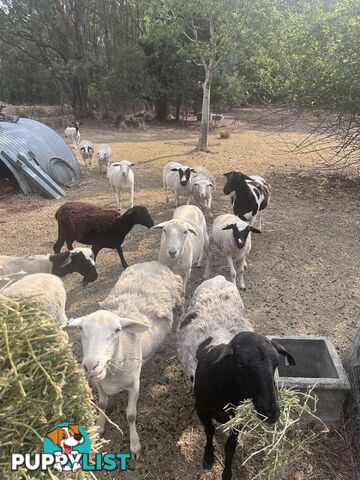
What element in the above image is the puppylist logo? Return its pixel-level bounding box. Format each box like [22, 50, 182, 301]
[11, 422, 130, 473]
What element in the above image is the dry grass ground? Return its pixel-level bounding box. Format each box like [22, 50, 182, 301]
[1, 111, 359, 479]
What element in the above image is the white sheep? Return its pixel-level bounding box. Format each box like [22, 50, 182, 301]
[79, 140, 94, 168]
[64, 121, 81, 145]
[187, 166, 215, 215]
[64, 261, 182, 459]
[107, 161, 135, 212]
[163, 162, 196, 207]
[3, 273, 68, 327]
[152, 205, 209, 292]
[96, 144, 112, 173]
[177, 275, 253, 381]
[208, 214, 261, 289]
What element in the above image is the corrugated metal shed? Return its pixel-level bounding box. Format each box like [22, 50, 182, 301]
[0, 117, 80, 196]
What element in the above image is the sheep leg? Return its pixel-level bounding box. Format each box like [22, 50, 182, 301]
[174, 190, 179, 208]
[238, 256, 246, 290]
[186, 194, 192, 205]
[116, 246, 128, 269]
[92, 245, 102, 261]
[222, 432, 239, 480]
[95, 382, 109, 435]
[227, 255, 237, 284]
[207, 194, 212, 217]
[164, 186, 169, 206]
[197, 411, 215, 470]
[126, 381, 141, 460]
[114, 189, 121, 211]
[66, 240, 74, 250]
[129, 186, 134, 209]
[53, 230, 66, 254]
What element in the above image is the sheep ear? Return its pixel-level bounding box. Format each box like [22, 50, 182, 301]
[187, 227, 197, 236]
[222, 224, 235, 231]
[223, 172, 231, 177]
[190, 168, 196, 173]
[130, 162, 136, 167]
[151, 221, 168, 230]
[60, 252, 72, 268]
[171, 168, 180, 172]
[209, 182, 215, 189]
[63, 317, 83, 331]
[250, 227, 261, 234]
[119, 317, 149, 334]
[271, 340, 296, 366]
[213, 344, 233, 364]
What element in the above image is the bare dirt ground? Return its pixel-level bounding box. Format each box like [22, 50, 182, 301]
[1, 112, 359, 479]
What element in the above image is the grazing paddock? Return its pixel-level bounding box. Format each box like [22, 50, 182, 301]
[1, 115, 359, 479]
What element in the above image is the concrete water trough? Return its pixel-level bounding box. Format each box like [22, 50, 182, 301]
[269, 335, 351, 425]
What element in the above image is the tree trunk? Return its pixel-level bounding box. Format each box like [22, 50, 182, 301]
[197, 68, 212, 151]
[155, 96, 169, 120]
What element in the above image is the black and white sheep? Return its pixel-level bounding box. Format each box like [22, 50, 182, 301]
[0, 248, 98, 285]
[208, 214, 261, 289]
[187, 166, 215, 216]
[53, 202, 154, 270]
[223, 171, 271, 229]
[64, 121, 81, 145]
[64, 261, 183, 459]
[79, 140, 94, 168]
[107, 161, 136, 212]
[177, 276, 295, 480]
[163, 162, 196, 207]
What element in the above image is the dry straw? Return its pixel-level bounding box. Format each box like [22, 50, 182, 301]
[222, 387, 328, 480]
[0, 294, 108, 479]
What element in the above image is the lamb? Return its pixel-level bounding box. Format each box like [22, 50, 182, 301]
[64, 261, 182, 459]
[53, 202, 154, 270]
[3, 273, 68, 327]
[208, 214, 261, 289]
[177, 276, 296, 480]
[96, 144, 112, 173]
[223, 171, 271, 229]
[0, 247, 98, 285]
[163, 162, 196, 207]
[187, 166, 215, 215]
[79, 140, 94, 167]
[152, 205, 209, 292]
[64, 121, 81, 145]
[107, 161, 135, 212]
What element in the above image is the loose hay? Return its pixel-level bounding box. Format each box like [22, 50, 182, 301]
[0, 294, 106, 479]
[222, 388, 328, 480]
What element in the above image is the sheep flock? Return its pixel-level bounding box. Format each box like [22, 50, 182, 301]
[4, 119, 339, 480]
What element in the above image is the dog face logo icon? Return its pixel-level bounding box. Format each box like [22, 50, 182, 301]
[44, 423, 90, 472]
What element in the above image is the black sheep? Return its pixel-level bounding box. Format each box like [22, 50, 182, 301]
[53, 202, 154, 269]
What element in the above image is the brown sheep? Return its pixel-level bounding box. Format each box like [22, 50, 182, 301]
[53, 202, 154, 269]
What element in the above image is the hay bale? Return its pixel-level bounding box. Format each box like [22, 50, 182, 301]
[0, 294, 103, 479]
[222, 388, 328, 480]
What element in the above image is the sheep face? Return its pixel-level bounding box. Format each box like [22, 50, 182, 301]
[112, 160, 135, 177]
[80, 146, 93, 159]
[223, 171, 244, 195]
[192, 180, 214, 199]
[222, 223, 261, 249]
[120, 206, 154, 228]
[63, 311, 149, 381]
[72, 121, 81, 131]
[49, 248, 98, 285]
[153, 219, 197, 260]
[171, 166, 196, 186]
[214, 332, 295, 423]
